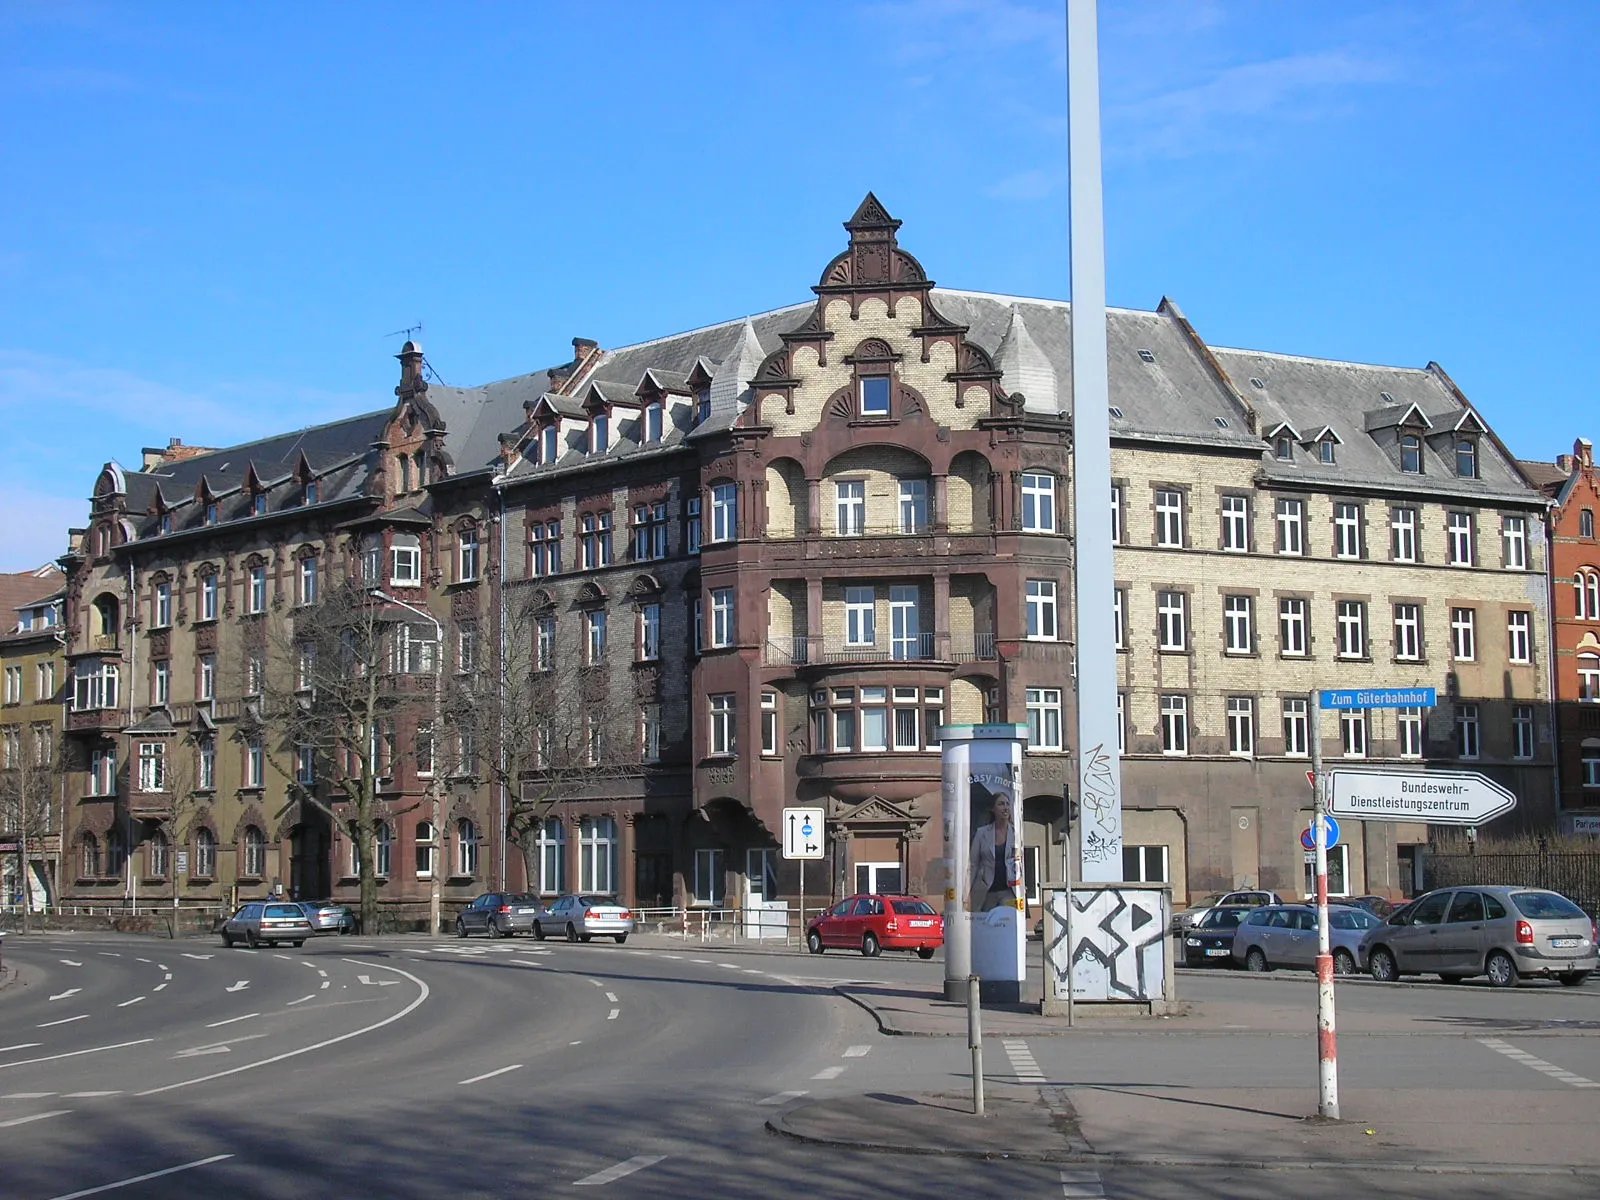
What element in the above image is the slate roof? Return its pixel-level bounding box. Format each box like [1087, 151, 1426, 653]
[0, 566, 65, 638]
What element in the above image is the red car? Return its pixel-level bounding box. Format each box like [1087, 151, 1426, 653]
[806, 893, 944, 959]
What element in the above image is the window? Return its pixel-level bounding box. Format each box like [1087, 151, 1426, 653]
[152, 660, 169, 706]
[391, 546, 421, 587]
[692, 846, 725, 906]
[1512, 705, 1535, 760]
[1502, 517, 1528, 570]
[374, 822, 392, 877]
[1507, 611, 1532, 664]
[1340, 709, 1367, 758]
[710, 588, 735, 648]
[859, 375, 890, 417]
[36, 661, 54, 702]
[1446, 512, 1475, 566]
[1223, 595, 1252, 654]
[892, 478, 930, 535]
[585, 610, 607, 664]
[1112, 588, 1126, 650]
[923, 687, 944, 750]
[1336, 601, 1366, 659]
[192, 736, 213, 790]
[589, 414, 609, 455]
[580, 817, 617, 892]
[1278, 598, 1308, 657]
[892, 687, 920, 752]
[540, 423, 559, 465]
[198, 653, 216, 701]
[579, 512, 613, 569]
[1026, 580, 1058, 640]
[149, 831, 169, 878]
[756, 691, 778, 756]
[415, 722, 434, 776]
[1400, 433, 1423, 474]
[1393, 604, 1422, 661]
[1123, 845, 1169, 884]
[638, 603, 661, 661]
[845, 586, 875, 647]
[243, 827, 267, 878]
[1333, 503, 1363, 559]
[304, 480, 319, 505]
[1021, 473, 1056, 533]
[1303, 845, 1351, 899]
[81, 833, 102, 878]
[204, 501, 219, 526]
[159, 514, 173, 535]
[644, 402, 664, 443]
[1160, 695, 1188, 755]
[248, 564, 267, 613]
[1227, 697, 1255, 756]
[1575, 570, 1600, 620]
[154, 581, 172, 628]
[1154, 488, 1184, 547]
[415, 821, 437, 879]
[829, 688, 857, 752]
[709, 484, 737, 543]
[246, 740, 264, 788]
[1584, 742, 1600, 789]
[1, 666, 18, 705]
[1455, 704, 1480, 760]
[1390, 507, 1418, 562]
[1584, 509, 1596, 539]
[89, 746, 117, 795]
[685, 497, 702, 554]
[692, 597, 703, 655]
[1026, 688, 1063, 751]
[1318, 436, 1337, 465]
[200, 572, 218, 621]
[1220, 495, 1249, 552]
[72, 661, 119, 712]
[709, 693, 736, 756]
[536, 616, 556, 672]
[632, 503, 668, 561]
[835, 480, 865, 536]
[295, 744, 315, 786]
[1282, 698, 1308, 757]
[457, 626, 478, 674]
[530, 519, 561, 577]
[1455, 438, 1478, 479]
[860, 686, 889, 751]
[194, 828, 216, 878]
[458, 529, 481, 582]
[1398, 707, 1424, 759]
[536, 820, 565, 895]
[1116, 693, 1126, 754]
[1157, 590, 1188, 651]
[888, 585, 921, 660]
[1450, 607, 1476, 661]
[246, 653, 264, 696]
[137, 741, 165, 792]
[1276, 498, 1305, 555]
[1110, 486, 1123, 544]
[1274, 434, 1294, 461]
[457, 820, 480, 877]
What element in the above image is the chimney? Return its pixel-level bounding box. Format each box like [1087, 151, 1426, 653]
[141, 437, 216, 470]
[1577, 437, 1595, 468]
[395, 340, 426, 396]
[1558, 454, 1576, 473]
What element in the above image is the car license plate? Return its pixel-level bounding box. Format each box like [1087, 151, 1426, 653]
[1551, 937, 1581, 948]
[1205, 948, 1230, 956]
[909, 919, 932, 928]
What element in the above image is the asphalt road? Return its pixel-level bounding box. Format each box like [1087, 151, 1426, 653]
[2, 931, 1597, 1200]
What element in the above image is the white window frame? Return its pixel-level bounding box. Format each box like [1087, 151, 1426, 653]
[1221, 494, 1249, 552]
[154, 581, 172, 628]
[1026, 687, 1063, 751]
[1446, 511, 1475, 566]
[585, 609, 607, 665]
[760, 692, 779, 757]
[1226, 697, 1254, 757]
[1393, 603, 1422, 662]
[1390, 506, 1418, 562]
[1455, 704, 1480, 760]
[1511, 705, 1535, 760]
[298, 557, 318, 605]
[1507, 611, 1532, 664]
[835, 480, 866, 537]
[1502, 516, 1528, 570]
[1450, 607, 1477, 662]
[1160, 694, 1188, 756]
[1223, 595, 1252, 655]
[1340, 708, 1368, 759]
[709, 483, 737, 543]
[1282, 698, 1309, 758]
[1333, 502, 1363, 559]
[709, 693, 736, 756]
[1110, 485, 1123, 544]
[1155, 488, 1185, 548]
[860, 686, 889, 752]
[1336, 600, 1366, 660]
[1026, 579, 1058, 641]
[899, 479, 930, 534]
[1157, 590, 1187, 651]
[200, 572, 218, 621]
[1113, 588, 1125, 650]
[1020, 473, 1056, 534]
[1279, 598, 1308, 657]
[458, 529, 481, 582]
[137, 741, 166, 792]
[709, 588, 735, 649]
[1397, 707, 1424, 759]
[1276, 498, 1305, 556]
[638, 603, 661, 662]
[692, 846, 725, 906]
[248, 565, 267, 613]
[391, 546, 421, 587]
[198, 653, 216, 701]
[844, 586, 875, 647]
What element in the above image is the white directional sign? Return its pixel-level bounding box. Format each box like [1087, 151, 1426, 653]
[782, 806, 825, 860]
[1328, 769, 1517, 827]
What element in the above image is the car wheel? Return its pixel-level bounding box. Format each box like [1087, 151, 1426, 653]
[614, 934, 628, 944]
[1438, 974, 1466, 986]
[1333, 949, 1356, 976]
[1244, 947, 1268, 973]
[1485, 951, 1518, 989]
[222, 932, 234, 948]
[917, 947, 936, 961]
[862, 932, 881, 958]
[566, 923, 580, 943]
[489, 918, 505, 939]
[1559, 971, 1591, 987]
[291, 940, 305, 948]
[532, 922, 545, 941]
[455, 918, 468, 938]
[1368, 946, 1399, 982]
[807, 930, 824, 955]
[245, 930, 259, 949]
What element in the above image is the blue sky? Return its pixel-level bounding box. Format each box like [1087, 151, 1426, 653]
[3, 1, 1596, 570]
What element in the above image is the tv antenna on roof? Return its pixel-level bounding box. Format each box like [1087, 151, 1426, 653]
[384, 322, 424, 341]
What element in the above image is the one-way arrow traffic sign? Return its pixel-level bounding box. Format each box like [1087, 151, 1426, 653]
[782, 806, 825, 860]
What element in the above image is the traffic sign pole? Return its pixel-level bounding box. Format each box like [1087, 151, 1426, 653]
[1309, 702, 1339, 1121]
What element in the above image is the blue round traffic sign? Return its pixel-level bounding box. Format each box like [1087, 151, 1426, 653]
[1300, 815, 1341, 851]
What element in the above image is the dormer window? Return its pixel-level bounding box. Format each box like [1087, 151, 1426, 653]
[253, 493, 268, 516]
[204, 502, 219, 526]
[1455, 438, 1478, 479]
[695, 388, 711, 425]
[645, 403, 663, 443]
[1274, 434, 1294, 461]
[589, 414, 609, 455]
[304, 481, 319, 505]
[1318, 437, 1336, 465]
[160, 514, 173, 535]
[540, 424, 559, 465]
[860, 376, 891, 418]
[1400, 433, 1423, 474]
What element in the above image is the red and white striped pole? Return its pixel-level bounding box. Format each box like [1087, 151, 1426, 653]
[1309, 700, 1340, 1120]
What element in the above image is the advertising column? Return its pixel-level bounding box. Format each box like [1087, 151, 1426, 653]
[940, 724, 1027, 1003]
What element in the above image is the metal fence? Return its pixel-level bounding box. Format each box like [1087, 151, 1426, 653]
[1425, 848, 1600, 916]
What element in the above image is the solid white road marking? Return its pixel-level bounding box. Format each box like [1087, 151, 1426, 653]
[605, 992, 618, 1003]
[1478, 1038, 1600, 1088]
[0, 1044, 43, 1054]
[843, 1045, 871, 1058]
[153, 984, 167, 992]
[58, 959, 81, 967]
[3, 1092, 57, 1099]
[757, 1091, 807, 1105]
[136, 958, 151, 964]
[116, 997, 144, 1008]
[43, 1152, 233, 1199]
[286, 994, 316, 1006]
[205, 1013, 258, 1028]
[812, 1066, 845, 1080]
[1060, 1167, 1106, 1198]
[0, 1040, 154, 1070]
[0, 1110, 71, 1128]
[224, 981, 249, 993]
[181, 954, 213, 961]
[573, 1154, 667, 1186]
[62, 1091, 122, 1098]
[457, 1064, 523, 1085]
[49, 989, 82, 1001]
[1002, 1038, 1045, 1082]
[608, 1008, 620, 1020]
[37, 1015, 88, 1028]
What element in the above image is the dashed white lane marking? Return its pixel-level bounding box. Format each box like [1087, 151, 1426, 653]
[3, 1092, 56, 1099]
[58, 959, 81, 967]
[157, 964, 168, 971]
[0, 1040, 153, 1070]
[163, 973, 172, 980]
[604, 992, 618, 1003]
[62, 1091, 122, 1099]
[303, 961, 321, 969]
[718, 963, 742, 971]
[153, 984, 167, 992]
[843, 1045, 871, 1058]
[0, 1044, 42, 1054]
[37, 1015, 88, 1028]
[588, 979, 603, 987]
[570, 1041, 582, 1045]
[812, 1066, 846, 1080]
[692, 958, 712, 964]
[320, 980, 330, 989]
[206, 1013, 258, 1028]
[98, 953, 121, 958]
[743, 968, 763, 974]
[758, 1091, 808, 1105]
[1002, 1038, 1045, 1082]
[457, 1064, 523, 1086]
[136, 958, 151, 964]
[316, 969, 328, 977]
[116, 997, 144, 1008]
[659, 953, 682, 960]
[274, 954, 293, 962]
[607, 1008, 620, 1020]
[181, 953, 212, 961]
[286, 994, 316, 1006]
[1478, 1038, 1600, 1088]
[0, 1110, 70, 1128]
[573, 1154, 667, 1187]
[1060, 1167, 1106, 1198]
[42, 1152, 233, 1199]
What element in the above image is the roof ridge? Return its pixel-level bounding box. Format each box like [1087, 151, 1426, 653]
[1210, 345, 1436, 374]
[134, 406, 393, 478]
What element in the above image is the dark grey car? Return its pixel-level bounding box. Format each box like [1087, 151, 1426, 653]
[456, 892, 541, 938]
[1361, 886, 1597, 987]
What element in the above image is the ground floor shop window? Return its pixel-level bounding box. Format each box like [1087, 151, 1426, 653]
[1123, 844, 1168, 883]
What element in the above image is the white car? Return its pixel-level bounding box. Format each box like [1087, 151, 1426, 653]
[1172, 889, 1281, 934]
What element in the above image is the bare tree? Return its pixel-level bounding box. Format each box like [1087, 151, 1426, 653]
[257, 579, 429, 936]
[0, 724, 56, 932]
[441, 594, 643, 894]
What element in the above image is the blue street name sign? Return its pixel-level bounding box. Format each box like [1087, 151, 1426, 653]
[1318, 687, 1436, 711]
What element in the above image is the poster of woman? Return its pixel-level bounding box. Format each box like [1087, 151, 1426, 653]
[967, 768, 1023, 913]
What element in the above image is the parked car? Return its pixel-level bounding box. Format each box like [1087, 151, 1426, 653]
[456, 892, 541, 938]
[1341, 895, 1399, 919]
[1231, 903, 1381, 975]
[222, 901, 314, 948]
[1172, 890, 1281, 934]
[532, 894, 636, 943]
[806, 894, 944, 959]
[297, 900, 356, 935]
[1180, 905, 1254, 967]
[1360, 886, 1598, 987]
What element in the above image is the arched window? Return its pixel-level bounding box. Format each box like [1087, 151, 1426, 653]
[243, 826, 267, 878]
[105, 828, 126, 876]
[375, 821, 393, 878]
[93, 594, 119, 641]
[194, 827, 216, 878]
[1576, 570, 1600, 621]
[456, 819, 480, 877]
[1455, 438, 1478, 479]
[149, 830, 169, 877]
[1399, 434, 1422, 474]
[415, 820, 436, 879]
[80, 833, 101, 878]
[578, 816, 616, 893]
[537, 818, 565, 895]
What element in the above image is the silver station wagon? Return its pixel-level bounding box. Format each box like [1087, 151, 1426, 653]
[1360, 886, 1597, 987]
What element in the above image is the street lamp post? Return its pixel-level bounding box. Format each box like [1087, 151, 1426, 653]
[370, 589, 443, 937]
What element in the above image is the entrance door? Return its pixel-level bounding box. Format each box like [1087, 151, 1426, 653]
[854, 861, 903, 895]
[744, 849, 785, 939]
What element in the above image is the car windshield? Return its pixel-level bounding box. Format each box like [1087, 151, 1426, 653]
[1198, 908, 1247, 930]
[579, 895, 619, 906]
[1330, 909, 1380, 930]
[1195, 894, 1229, 909]
[1511, 891, 1587, 920]
[891, 900, 937, 916]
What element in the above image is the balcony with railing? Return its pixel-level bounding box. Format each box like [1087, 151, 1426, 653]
[764, 632, 999, 667]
